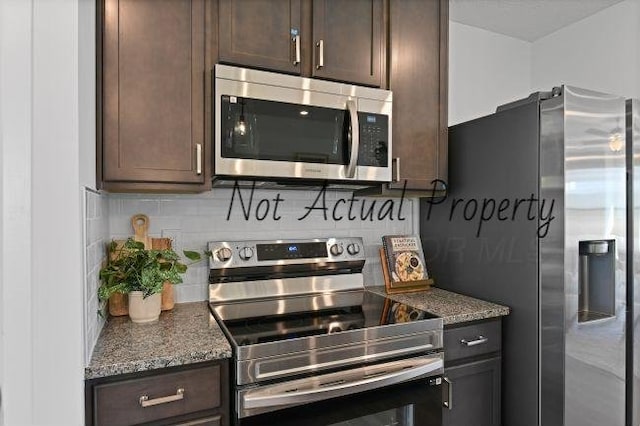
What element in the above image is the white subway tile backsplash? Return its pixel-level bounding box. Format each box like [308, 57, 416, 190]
[83, 187, 420, 358]
[83, 188, 109, 366]
[108, 189, 419, 298]
[174, 283, 208, 303]
[120, 199, 160, 216]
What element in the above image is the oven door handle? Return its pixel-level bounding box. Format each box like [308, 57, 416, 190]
[345, 99, 359, 179]
[243, 357, 443, 410]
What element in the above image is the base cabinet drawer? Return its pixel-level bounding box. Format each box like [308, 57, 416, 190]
[91, 363, 227, 426]
[443, 319, 501, 363]
[442, 356, 501, 426]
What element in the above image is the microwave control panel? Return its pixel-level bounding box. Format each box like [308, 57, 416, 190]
[357, 113, 389, 167]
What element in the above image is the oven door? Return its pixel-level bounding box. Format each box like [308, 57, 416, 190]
[237, 355, 443, 426]
[214, 73, 391, 183]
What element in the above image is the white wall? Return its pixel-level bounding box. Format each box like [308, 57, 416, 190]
[79, 0, 96, 189]
[0, 0, 86, 424]
[531, 0, 640, 99]
[31, 0, 85, 423]
[0, 0, 34, 423]
[448, 21, 532, 125]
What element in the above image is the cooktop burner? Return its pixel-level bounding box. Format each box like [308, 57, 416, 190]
[210, 290, 438, 347]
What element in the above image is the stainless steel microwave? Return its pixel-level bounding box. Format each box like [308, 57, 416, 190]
[214, 64, 392, 185]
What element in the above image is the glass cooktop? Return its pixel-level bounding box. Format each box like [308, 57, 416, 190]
[209, 290, 439, 347]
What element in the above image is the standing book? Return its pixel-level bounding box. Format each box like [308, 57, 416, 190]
[381, 235, 433, 294]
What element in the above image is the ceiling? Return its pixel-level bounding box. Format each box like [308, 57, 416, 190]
[450, 0, 626, 41]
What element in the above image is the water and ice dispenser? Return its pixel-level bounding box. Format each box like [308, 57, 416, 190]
[578, 240, 615, 323]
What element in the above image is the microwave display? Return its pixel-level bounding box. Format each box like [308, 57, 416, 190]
[220, 96, 388, 168]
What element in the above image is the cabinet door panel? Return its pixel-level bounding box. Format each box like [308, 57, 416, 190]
[388, 0, 447, 190]
[103, 0, 205, 184]
[218, 0, 302, 73]
[443, 357, 501, 426]
[312, 0, 383, 87]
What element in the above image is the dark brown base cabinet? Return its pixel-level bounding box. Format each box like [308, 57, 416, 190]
[443, 319, 502, 426]
[85, 360, 229, 426]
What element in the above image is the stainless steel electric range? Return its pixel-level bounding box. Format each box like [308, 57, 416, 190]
[208, 237, 444, 426]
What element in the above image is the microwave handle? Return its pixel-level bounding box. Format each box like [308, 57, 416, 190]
[346, 100, 359, 179]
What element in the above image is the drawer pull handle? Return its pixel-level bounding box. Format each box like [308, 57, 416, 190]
[460, 335, 488, 347]
[139, 388, 184, 408]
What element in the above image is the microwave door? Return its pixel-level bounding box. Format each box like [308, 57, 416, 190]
[216, 89, 354, 181]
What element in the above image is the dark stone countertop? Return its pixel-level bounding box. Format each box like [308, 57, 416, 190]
[367, 286, 510, 325]
[85, 301, 232, 380]
[86, 288, 509, 380]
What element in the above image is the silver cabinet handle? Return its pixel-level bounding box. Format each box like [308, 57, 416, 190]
[316, 39, 324, 69]
[392, 157, 401, 182]
[443, 377, 453, 410]
[196, 143, 202, 175]
[460, 335, 489, 347]
[345, 100, 359, 179]
[292, 35, 300, 65]
[139, 388, 184, 408]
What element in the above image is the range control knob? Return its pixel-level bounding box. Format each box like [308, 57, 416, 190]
[216, 247, 233, 262]
[346, 243, 361, 256]
[239, 246, 254, 261]
[329, 244, 344, 256]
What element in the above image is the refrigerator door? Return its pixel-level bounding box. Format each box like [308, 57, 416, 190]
[554, 86, 626, 426]
[628, 98, 640, 426]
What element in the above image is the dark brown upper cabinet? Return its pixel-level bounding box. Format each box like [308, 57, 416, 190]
[388, 0, 448, 192]
[311, 0, 384, 87]
[217, 0, 385, 87]
[99, 0, 212, 192]
[218, 0, 303, 74]
[356, 0, 448, 196]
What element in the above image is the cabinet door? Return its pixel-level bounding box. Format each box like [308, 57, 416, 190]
[312, 0, 384, 87]
[443, 357, 501, 426]
[102, 0, 208, 186]
[218, 0, 302, 74]
[388, 0, 448, 191]
[171, 415, 221, 426]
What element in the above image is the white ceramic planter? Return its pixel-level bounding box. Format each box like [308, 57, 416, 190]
[128, 291, 161, 323]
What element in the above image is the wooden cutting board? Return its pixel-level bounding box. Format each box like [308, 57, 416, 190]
[107, 214, 175, 316]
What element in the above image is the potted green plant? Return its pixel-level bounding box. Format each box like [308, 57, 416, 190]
[98, 238, 208, 323]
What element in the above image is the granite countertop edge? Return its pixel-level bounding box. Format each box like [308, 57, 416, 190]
[86, 289, 510, 380]
[366, 286, 510, 326]
[85, 348, 232, 380]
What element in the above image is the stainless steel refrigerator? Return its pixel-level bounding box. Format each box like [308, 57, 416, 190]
[421, 86, 629, 426]
[628, 98, 640, 426]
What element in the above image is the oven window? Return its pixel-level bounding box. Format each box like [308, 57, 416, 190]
[329, 406, 414, 426]
[220, 96, 350, 165]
